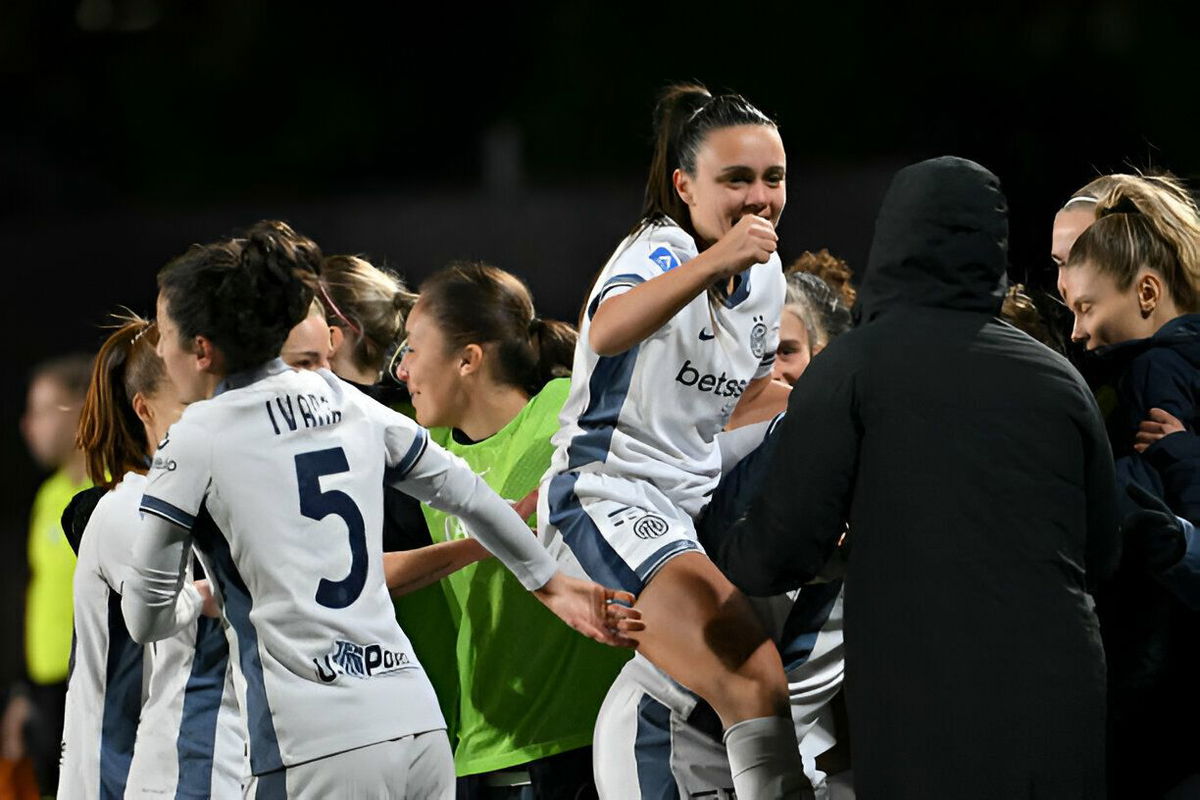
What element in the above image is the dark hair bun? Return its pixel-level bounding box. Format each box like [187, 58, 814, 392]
[159, 220, 321, 373]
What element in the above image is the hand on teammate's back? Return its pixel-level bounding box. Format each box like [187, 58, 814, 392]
[533, 574, 643, 648]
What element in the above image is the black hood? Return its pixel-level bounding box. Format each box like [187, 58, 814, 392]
[858, 156, 1009, 322]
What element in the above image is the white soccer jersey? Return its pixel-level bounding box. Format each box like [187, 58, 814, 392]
[135, 360, 556, 776]
[59, 473, 204, 799]
[548, 219, 784, 520]
[125, 598, 246, 798]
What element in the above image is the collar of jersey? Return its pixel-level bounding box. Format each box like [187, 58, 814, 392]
[723, 268, 753, 308]
[213, 358, 290, 396]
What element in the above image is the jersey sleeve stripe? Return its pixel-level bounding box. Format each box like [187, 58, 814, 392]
[392, 428, 429, 480]
[586, 273, 647, 319]
[758, 351, 777, 367]
[140, 495, 197, 530]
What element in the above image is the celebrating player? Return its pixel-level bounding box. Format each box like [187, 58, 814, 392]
[538, 84, 805, 797]
[121, 221, 641, 798]
[59, 316, 244, 798]
[396, 261, 630, 796]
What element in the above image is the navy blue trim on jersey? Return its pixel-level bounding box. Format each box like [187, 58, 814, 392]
[565, 345, 639, 470]
[778, 580, 842, 673]
[634, 539, 702, 583]
[191, 505, 284, 776]
[214, 358, 290, 397]
[723, 269, 753, 309]
[140, 495, 197, 530]
[174, 615, 230, 799]
[252, 768, 288, 799]
[586, 273, 647, 320]
[635, 695, 679, 799]
[100, 589, 143, 800]
[547, 472, 642, 594]
[390, 428, 429, 480]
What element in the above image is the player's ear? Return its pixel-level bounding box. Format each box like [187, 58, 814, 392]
[192, 335, 221, 373]
[673, 168, 695, 207]
[131, 391, 153, 429]
[459, 344, 483, 377]
[329, 325, 344, 354]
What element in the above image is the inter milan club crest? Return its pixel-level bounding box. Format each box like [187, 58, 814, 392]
[633, 514, 669, 540]
[749, 315, 767, 359]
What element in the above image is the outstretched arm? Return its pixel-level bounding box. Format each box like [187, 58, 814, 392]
[390, 435, 642, 646]
[384, 539, 490, 596]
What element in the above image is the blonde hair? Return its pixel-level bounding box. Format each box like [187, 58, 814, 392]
[318, 255, 418, 375]
[1065, 173, 1200, 313]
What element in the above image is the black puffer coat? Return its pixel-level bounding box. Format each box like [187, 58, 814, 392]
[703, 156, 1120, 799]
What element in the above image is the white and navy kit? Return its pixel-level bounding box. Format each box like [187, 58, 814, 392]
[129, 360, 557, 795]
[540, 219, 784, 595]
[58, 473, 204, 799]
[593, 419, 846, 799]
[125, 595, 246, 798]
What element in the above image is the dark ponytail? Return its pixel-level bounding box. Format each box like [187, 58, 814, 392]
[417, 262, 576, 396]
[158, 220, 320, 373]
[77, 314, 164, 488]
[637, 82, 777, 239]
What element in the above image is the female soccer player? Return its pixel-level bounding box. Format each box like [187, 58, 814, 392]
[1057, 174, 1200, 797]
[396, 261, 630, 797]
[121, 221, 639, 799]
[59, 316, 243, 799]
[539, 84, 804, 797]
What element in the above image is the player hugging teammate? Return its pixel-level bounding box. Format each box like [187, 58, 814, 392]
[55, 80, 1193, 800]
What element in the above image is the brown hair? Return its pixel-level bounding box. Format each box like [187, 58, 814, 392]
[318, 255, 417, 377]
[417, 261, 576, 396]
[1066, 173, 1200, 313]
[1000, 284, 1058, 348]
[786, 249, 856, 308]
[76, 315, 166, 488]
[158, 220, 319, 373]
[638, 82, 777, 242]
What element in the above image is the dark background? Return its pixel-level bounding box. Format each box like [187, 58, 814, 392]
[2, 0, 1197, 682]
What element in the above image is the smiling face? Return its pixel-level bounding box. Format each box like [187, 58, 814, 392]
[394, 303, 470, 429]
[675, 124, 786, 246]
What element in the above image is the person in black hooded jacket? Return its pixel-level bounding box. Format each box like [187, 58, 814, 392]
[700, 156, 1120, 799]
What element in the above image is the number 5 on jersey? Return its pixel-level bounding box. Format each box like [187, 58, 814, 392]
[295, 448, 367, 609]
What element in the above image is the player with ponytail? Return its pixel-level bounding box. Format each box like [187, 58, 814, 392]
[395, 261, 629, 795]
[60, 316, 243, 799]
[120, 221, 639, 798]
[540, 83, 806, 798]
[1057, 175, 1200, 796]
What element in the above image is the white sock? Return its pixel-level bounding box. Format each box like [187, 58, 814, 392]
[723, 715, 812, 799]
